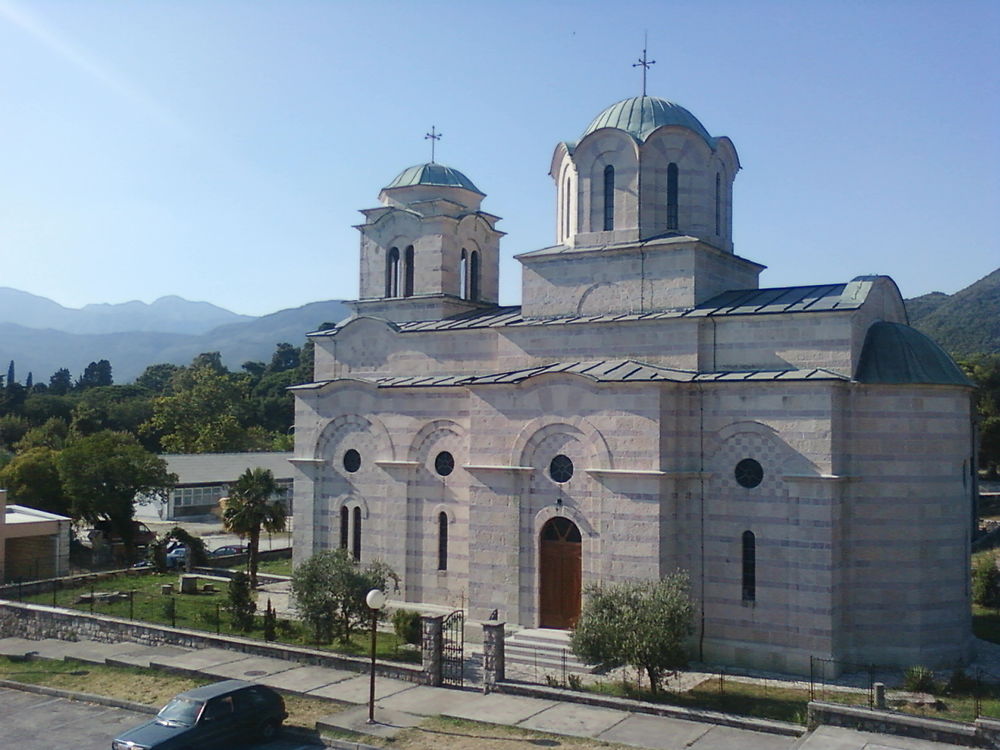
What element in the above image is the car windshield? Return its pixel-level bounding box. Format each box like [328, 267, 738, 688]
[156, 697, 203, 726]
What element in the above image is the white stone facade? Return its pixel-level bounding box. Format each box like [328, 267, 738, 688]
[292, 96, 975, 674]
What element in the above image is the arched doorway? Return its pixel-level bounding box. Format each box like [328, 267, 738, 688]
[539, 517, 582, 629]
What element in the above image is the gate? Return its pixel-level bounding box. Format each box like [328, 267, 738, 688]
[441, 609, 464, 687]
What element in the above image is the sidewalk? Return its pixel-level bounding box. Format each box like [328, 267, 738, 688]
[0, 635, 971, 750]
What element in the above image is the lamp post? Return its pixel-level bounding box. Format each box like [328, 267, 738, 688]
[365, 588, 387, 724]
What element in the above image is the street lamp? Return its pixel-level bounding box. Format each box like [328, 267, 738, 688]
[365, 588, 387, 724]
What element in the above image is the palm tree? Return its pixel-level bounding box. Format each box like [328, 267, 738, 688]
[222, 467, 287, 588]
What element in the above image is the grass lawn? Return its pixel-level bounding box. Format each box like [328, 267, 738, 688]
[253, 557, 293, 577]
[0, 655, 343, 730]
[18, 571, 419, 663]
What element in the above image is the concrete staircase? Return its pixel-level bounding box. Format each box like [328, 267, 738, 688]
[504, 628, 596, 679]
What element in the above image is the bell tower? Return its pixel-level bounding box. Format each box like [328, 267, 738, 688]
[350, 161, 504, 324]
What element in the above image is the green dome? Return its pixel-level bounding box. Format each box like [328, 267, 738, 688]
[384, 163, 483, 195]
[583, 96, 715, 147]
[855, 322, 971, 386]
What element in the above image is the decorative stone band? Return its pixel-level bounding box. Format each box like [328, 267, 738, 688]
[780, 474, 853, 483]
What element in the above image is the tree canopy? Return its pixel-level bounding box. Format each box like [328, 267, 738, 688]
[571, 572, 695, 694]
[222, 467, 288, 588]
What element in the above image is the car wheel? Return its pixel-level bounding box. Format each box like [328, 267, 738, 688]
[259, 719, 280, 741]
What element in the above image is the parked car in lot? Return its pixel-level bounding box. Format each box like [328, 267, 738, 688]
[164, 544, 188, 570]
[209, 544, 249, 558]
[111, 679, 287, 749]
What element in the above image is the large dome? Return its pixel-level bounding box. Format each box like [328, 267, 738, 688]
[582, 96, 715, 147]
[383, 162, 483, 195]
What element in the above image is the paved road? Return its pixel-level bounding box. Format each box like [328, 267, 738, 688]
[0, 686, 323, 750]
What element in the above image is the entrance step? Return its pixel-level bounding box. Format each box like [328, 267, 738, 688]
[504, 628, 596, 675]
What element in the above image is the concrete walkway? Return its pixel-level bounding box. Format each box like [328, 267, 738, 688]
[0, 636, 969, 749]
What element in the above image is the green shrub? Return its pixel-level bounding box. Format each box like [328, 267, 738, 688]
[903, 665, 938, 694]
[225, 571, 256, 632]
[974, 555, 1000, 608]
[391, 608, 422, 646]
[263, 598, 277, 642]
[945, 667, 975, 695]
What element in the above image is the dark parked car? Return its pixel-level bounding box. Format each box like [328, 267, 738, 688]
[111, 679, 286, 749]
[209, 544, 249, 558]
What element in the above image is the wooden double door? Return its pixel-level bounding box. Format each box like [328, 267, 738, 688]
[538, 517, 582, 629]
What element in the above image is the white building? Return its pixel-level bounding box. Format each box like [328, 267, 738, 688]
[0, 489, 72, 582]
[291, 95, 975, 674]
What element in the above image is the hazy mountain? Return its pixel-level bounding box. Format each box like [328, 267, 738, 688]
[0, 287, 252, 335]
[906, 268, 1000, 357]
[0, 297, 350, 383]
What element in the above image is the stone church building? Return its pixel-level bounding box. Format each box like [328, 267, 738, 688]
[291, 95, 975, 674]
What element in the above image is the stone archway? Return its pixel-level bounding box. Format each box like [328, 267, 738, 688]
[539, 517, 582, 629]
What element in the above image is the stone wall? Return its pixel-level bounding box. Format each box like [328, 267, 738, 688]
[0, 599, 426, 684]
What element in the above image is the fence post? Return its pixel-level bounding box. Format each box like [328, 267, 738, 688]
[52, 581, 57, 607]
[129, 590, 135, 620]
[809, 656, 814, 701]
[976, 669, 983, 718]
[719, 667, 725, 695]
[216, 602, 221, 635]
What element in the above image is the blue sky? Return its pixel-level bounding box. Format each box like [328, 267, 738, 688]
[1, 0, 997, 317]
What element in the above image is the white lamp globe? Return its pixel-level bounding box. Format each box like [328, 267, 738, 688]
[366, 588, 387, 610]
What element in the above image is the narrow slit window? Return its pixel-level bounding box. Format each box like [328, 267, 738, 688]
[470, 250, 481, 302]
[403, 245, 414, 297]
[385, 247, 400, 297]
[352, 506, 362, 561]
[459, 249, 468, 299]
[667, 163, 678, 230]
[438, 512, 448, 571]
[339, 506, 349, 550]
[603, 165, 615, 231]
[563, 176, 571, 239]
[742, 530, 756, 602]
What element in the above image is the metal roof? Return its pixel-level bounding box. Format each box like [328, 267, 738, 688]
[295, 360, 847, 391]
[383, 162, 483, 195]
[855, 322, 971, 386]
[161, 452, 294, 485]
[582, 96, 716, 148]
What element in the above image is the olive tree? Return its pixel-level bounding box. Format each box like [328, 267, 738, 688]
[291, 548, 398, 644]
[570, 571, 695, 694]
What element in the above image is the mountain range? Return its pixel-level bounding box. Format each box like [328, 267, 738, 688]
[0, 288, 349, 383]
[0, 267, 996, 385]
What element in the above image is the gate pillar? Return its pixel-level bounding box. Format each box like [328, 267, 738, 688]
[482, 621, 505, 692]
[421, 614, 444, 686]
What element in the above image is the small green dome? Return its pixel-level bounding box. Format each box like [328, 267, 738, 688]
[855, 322, 971, 386]
[384, 163, 483, 195]
[583, 96, 715, 147]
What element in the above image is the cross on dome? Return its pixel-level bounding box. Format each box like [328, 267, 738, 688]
[632, 34, 656, 96]
[424, 126, 442, 163]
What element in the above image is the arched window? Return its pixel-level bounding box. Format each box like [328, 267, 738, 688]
[352, 506, 362, 561]
[385, 247, 400, 297]
[437, 512, 448, 571]
[339, 506, 349, 550]
[603, 165, 614, 231]
[742, 530, 756, 602]
[667, 163, 678, 230]
[469, 250, 481, 302]
[563, 176, 571, 240]
[403, 245, 414, 297]
[715, 172, 721, 236]
[459, 249, 468, 299]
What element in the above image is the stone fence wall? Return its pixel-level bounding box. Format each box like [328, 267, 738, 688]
[0, 599, 428, 684]
[807, 701, 989, 748]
